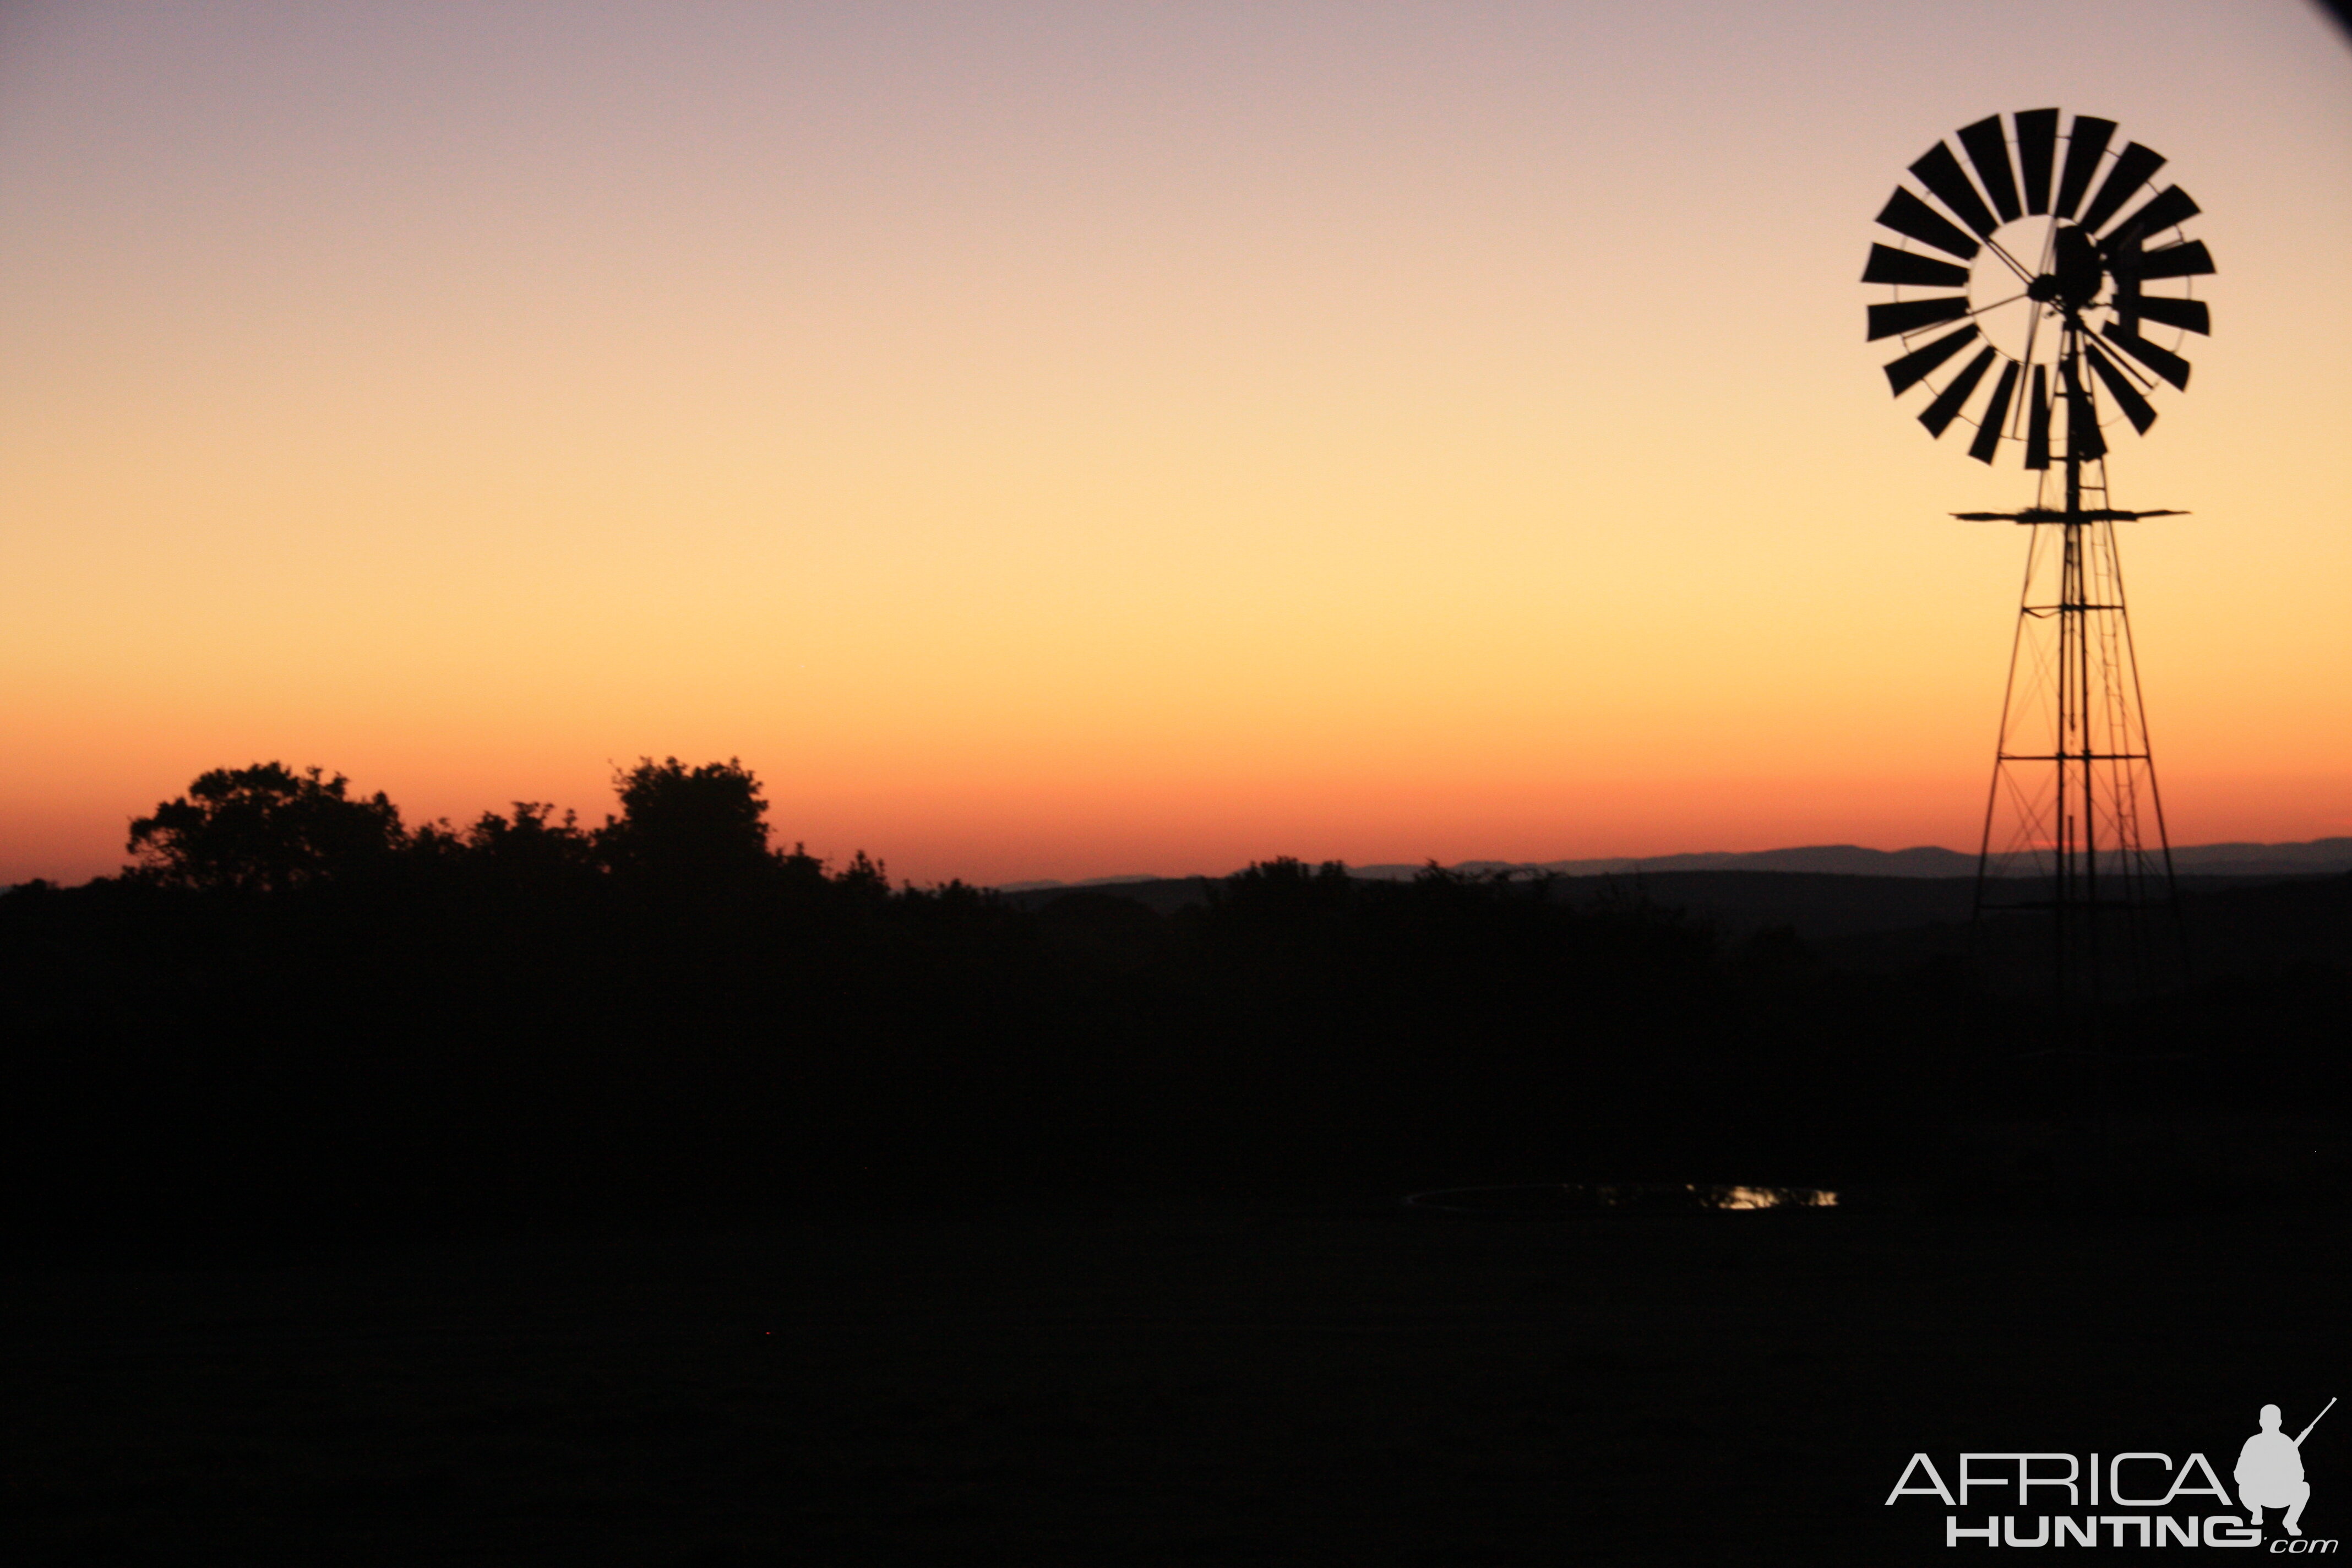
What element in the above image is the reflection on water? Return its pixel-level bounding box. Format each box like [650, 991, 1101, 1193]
[1716, 1185, 1837, 1210]
[1402, 1182, 1839, 1217]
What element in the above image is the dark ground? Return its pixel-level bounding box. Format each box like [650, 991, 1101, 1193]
[8, 1193, 2348, 1565]
[7, 860, 2349, 1564]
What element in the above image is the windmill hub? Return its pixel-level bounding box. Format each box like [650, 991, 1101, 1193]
[1964, 219, 2106, 373]
[2006, 220, 2108, 312]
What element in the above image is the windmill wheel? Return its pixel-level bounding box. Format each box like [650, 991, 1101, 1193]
[1863, 110, 2214, 467]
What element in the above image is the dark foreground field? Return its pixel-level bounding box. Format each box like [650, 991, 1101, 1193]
[9, 788, 2350, 1562]
[9, 1196, 2347, 1565]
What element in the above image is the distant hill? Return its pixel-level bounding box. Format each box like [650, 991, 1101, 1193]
[1360, 845, 1982, 879]
[1374, 837, 2352, 881]
[995, 840, 2352, 951]
[1001, 837, 2352, 894]
[2164, 839, 2352, 876]
[994, 873, 1167, 894]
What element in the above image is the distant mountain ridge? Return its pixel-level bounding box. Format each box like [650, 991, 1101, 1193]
[997, 837, 2352, 892]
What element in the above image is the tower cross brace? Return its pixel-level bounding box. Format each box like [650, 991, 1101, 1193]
[1955, 316, 2187, 1010]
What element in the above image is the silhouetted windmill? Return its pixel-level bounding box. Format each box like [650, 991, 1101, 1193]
[1864, 110, 2211, 1008]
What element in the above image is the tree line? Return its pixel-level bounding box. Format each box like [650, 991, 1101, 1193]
[3, 759, 2343, 1251]
[118, 756, 871, 897]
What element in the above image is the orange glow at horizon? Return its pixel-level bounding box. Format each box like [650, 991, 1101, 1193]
[4, 3, 2348, 889]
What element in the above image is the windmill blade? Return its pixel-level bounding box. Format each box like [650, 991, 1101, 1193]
[1920, 346, 1998, 437]
[1861, 243, 1970, 288]
[1958, 116, 2023, 224]
[2104, 184, 2200, 246]
[1969, 360, 2022, 464]
[2078, 141, 2168, 235]
[2128, 295, 2211, 334]
[2136, 239, 2214, 280]
[2072, 409, 2108, 462]
[1868, 296, 1971, 341]
[2102, 323, 2191, 390]
[2025, 364, 2052, 470]
[2084, 339, 2159, 434]
[2053, 116, 2116, 219]
[2061, 353, 2108, 462]
[1910, 141, 2000, 237]
[1883, 323, 1981, 395]
[2015, 108, 2059, 214]
[1875, 187, 1981, 260]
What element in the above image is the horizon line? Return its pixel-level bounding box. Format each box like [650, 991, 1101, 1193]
[993, 836, 2352, 891]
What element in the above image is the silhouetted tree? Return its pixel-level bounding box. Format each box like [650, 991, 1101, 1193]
[465, 801, 598, 879]
[834, 848, 891, 900]
[1211, 857, 1355, 915]
[595, 756, 774, 888]
[125, 763, 405, 892]
[778, 840, 830, 892]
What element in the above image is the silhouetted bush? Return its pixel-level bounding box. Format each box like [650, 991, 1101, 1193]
[594, 756, 775, 892]
[126, 763, 407, 892]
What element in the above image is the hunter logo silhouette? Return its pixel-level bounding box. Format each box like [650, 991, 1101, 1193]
[1883, 1396, 2341, 1548]
[2241, 1398, 2333, 1538]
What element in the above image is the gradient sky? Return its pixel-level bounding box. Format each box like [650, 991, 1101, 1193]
[4, 1, 2349, 886]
